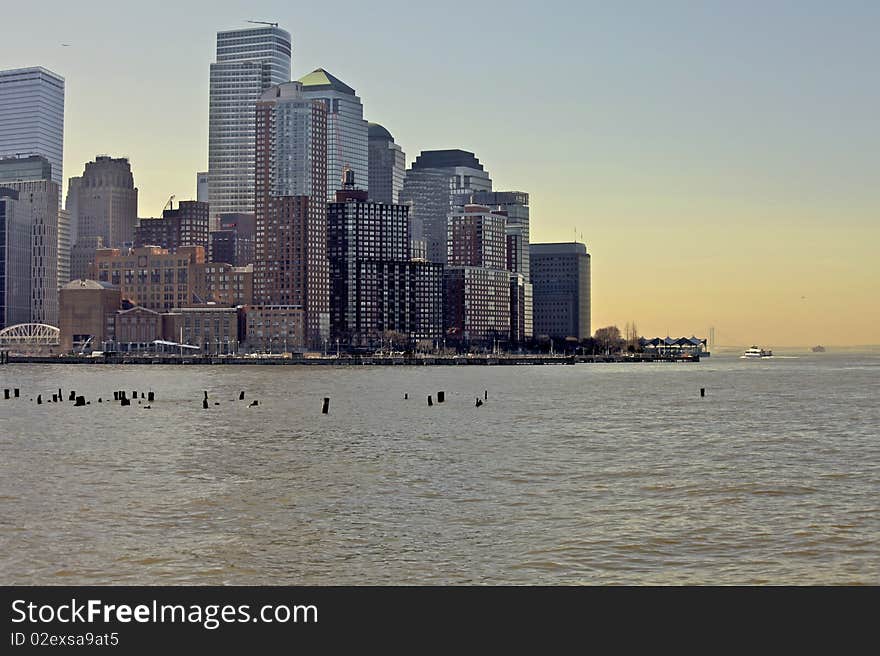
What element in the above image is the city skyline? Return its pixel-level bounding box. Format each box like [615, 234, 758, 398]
[3, 1, 878, 345]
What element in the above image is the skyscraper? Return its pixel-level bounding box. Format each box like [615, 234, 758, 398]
[530, 242, 591, 340]
[471, 191, 533, 344]
[368, 123, 405, 204]
[207, 25, 292, 226]
[0, 67, 65, 292]
[0, 156, 60, 326]
[400, 149, 492, 264]
[69, 156, 138, 248]
[0, 67, 65, 189]
[254, 81, 328, 350]
[298, 69, 368, 201]
[328, 185, 443, 346]
[470, 191, 530, 281]
[443, 204, 510, 345]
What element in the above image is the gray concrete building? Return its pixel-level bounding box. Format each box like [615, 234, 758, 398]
[530, 242, 591, 341]
[196, 171, 208, 203]
[69, 236, 103, 283]
[69, 156, 138, 248]
[368, 123, 405, 204]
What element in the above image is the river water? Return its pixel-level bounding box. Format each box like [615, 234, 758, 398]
[1, 352, 877, 584]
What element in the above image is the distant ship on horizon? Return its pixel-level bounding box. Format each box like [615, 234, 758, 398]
[742, 346, 773, 359]
[812, 345, 826, 353]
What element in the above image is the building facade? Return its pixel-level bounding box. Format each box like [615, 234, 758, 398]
[443, 267, 511, 345]
[443, 204, 511, 345]
[509, 272, 533, 344]
[328, 188, 442, 345]
[0, 188, 31, 329]
[172, 306, 240, 354]
[69, 156, 138, 248]
[0, 157, 60, 326]
[446, 205, 507, 269]
[244, 305, 304, 353]
[471, 191, 530, 281]
[367, 123, 405, 204]
[207, 26, 292, 226]
[470, 191, 533, 343]
[69, 236, 104, 283]
[57, 207, 71, 285]
[400, 149, 492, 265]
[91, 245, 205, 312]
[530, 242, 591, 340]
[134, 200, 209, 252]
[210, 213, 255, 266]
[193, 262, 253, 306]
[255, 81, 328, 350]
[58, 279, 120, 352]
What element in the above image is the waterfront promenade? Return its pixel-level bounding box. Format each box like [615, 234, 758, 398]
[4, 352, 700, 366]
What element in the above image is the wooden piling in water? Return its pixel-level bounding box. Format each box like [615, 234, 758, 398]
[322, 397, 330, 414]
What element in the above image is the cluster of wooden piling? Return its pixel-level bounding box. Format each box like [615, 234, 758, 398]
[6, 387, 157, 408]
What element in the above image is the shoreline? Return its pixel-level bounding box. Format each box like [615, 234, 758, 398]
[2, 354, 700, 366]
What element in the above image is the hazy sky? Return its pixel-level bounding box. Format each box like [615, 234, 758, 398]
[4, 1, 878, 345]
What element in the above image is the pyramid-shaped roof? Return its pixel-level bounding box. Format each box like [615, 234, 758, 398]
[297, 68, 355, 95]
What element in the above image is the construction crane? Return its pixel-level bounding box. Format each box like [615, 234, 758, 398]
[247, 20, 279, 27]
[163, 195, 175, 212]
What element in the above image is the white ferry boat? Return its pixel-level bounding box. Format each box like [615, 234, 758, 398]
[742, 346, 773, 358]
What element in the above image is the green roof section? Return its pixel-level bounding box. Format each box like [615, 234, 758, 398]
[297, 68, 356, 95]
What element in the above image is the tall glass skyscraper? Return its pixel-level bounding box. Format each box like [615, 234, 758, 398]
[298, 69, 368, 202]
[0, 67, 65, 189]
[0, 67, 65, 291]
[207, 26, 291, 227]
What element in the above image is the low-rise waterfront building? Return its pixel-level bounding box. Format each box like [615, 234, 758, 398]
[244, 305, 305, 353]
[58, 278, 120, 352]
[193, 262, 253, 306]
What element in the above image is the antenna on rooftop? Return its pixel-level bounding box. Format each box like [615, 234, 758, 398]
[247, 20, 279, 27]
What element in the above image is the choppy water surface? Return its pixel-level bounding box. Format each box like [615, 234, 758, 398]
[1, 353, 878, 584]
